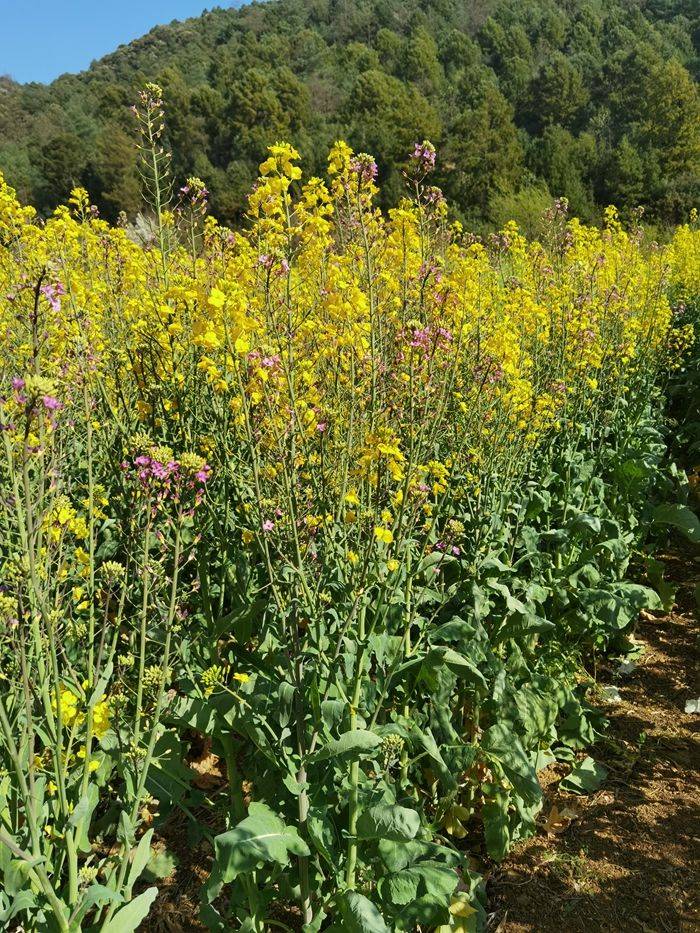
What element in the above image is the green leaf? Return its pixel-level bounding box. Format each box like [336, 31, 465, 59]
[212, 802, 310, 884]
[560, 756, 608, 794]
[68, 783, 99, 853]
[378, 870, 420, 906]
[615, 583, 662, 612]
[432, 618, 475, 642]
[310, 729, 382, 763]
[142, 846, 179, 882]
[515, 686, 558, 742]
[482, 723, 541, 805]
[335, 891, 390, 932]
[87, 660, 113, 708]
[652, 503, 700, 544]
[495, 612, 554, 643]
[566, 512, 601, 537]
[534, 748, 557, 772]
[101, 886, 158, 933]
[0, 890, 37, 924]
[409, 725, 458, 791]
[71, 884, 123, 927]
[439, 648, 488, 689]
[307, 806, 338, 866]
[483, 792, 510, 861]
[645, 556, 676, 611]
[124, 828, 153, 899]
[356, 803, 420, 842]
[377, 838, 431, 872]
[411, 860, 459, 901]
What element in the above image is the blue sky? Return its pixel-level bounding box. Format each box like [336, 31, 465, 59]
[0, 1, 222, 84]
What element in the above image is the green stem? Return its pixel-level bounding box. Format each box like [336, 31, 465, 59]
[345, 605, 367, 889]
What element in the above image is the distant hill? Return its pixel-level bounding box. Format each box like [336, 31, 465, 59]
[1, 0, 698, 228]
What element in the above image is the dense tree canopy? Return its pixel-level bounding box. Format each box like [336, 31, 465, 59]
[0, 0, 698, 227]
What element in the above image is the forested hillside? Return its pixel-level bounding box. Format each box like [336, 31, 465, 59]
[1, 0, 698, 228]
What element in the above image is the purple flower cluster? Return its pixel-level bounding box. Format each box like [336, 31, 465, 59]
[0, 377, 65, 439]
[8, 377, 63, 413]
[258, 254, 290, 276]
[349, 154, 378, 185]
[121, 453, 211, 510]
[406, 324, 453, 354]
[410, 141, 437, 175]
[434, 541, 462, 556]
[178, 178, 209, 217]
[424, 186, 445, 208]
[40, 282, 66, 312]
[419, 262, 443, 285]
[248, 350, 282, 375]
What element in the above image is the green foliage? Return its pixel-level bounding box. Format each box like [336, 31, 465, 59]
[559, 756, 608, 794]
[1, 0, 698, 224]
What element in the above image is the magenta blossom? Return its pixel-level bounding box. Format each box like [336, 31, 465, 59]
[410, 141, 436, 175]
[40, 282, 66, 312]
[349, 154, 378, 184]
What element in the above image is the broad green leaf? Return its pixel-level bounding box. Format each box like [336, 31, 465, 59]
[495, 613, 554, 643]
[515, 687, 558, 742]
[615, 583, 662, 612]
[71, 884, 123, 927]
[560, 756, 608, 794]
[411, 860, 459, 901]
[432, 618, 476, 642]
[378, 870, 419, 906]
[356, 803, 420, 842]
[377, 838, 431, 872]
[652, 503, 700, 544]
[101, 886, 158, 933]
[533, 747, 557, 772]
[0, 890, 37, 924]
[310, 729, 382, 763]
[142, 846, 179, 882]
[307, 806, 338, 866]
[645, 556, 676, 611]
[566, 513, 601, 537]
[439, 648, 488, 689]
[68, 783, 99, 852]
[482, 723, 541, 805]
[212, 802, 310, 883]
[410, 725, 459, 791]
[410, 647, 486, 691]
[335, 891, 390, 933]
[124, 828, 153, 898]
[483, 792, 510, 861]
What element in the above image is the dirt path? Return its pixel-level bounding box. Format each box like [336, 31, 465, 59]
[488, 550, 700, 932]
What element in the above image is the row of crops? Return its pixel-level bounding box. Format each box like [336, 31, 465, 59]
[0, 87, 698, 931]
